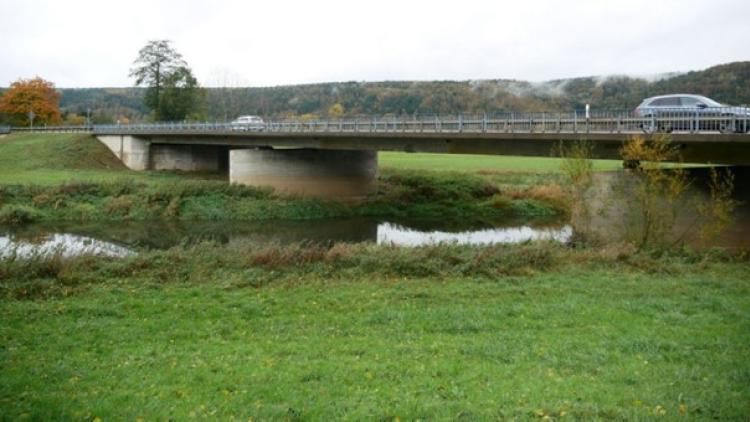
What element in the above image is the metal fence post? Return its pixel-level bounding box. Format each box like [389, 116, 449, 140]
[616, 113, 621, 133]
[482, 113, 487, 133]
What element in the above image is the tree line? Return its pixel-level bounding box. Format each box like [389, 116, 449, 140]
[1, 49, 748, 125]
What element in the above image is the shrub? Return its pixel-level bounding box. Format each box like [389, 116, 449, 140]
[105, 195, 135, 216]
[0, 204, 43, 225]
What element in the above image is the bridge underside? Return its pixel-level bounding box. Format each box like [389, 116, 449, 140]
[96, 132, 750, 200]
[97, 135, 379, 201]
[102, 131, 750, 165]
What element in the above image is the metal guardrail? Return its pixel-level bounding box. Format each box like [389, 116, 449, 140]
[94, 109, 750, 136]
[7, 108, 749, 136]
[10, 125, 92, 133]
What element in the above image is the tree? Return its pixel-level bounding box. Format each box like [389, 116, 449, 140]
[129, 40, 202, 121]
[327, 103, 344, 118]
[158, 66, 203, 121]
[0, 77, 62, 126]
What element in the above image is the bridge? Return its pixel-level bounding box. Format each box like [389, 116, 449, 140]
[9, 112, 750, 200]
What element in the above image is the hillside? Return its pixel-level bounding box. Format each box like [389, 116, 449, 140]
[7, 61, 748, 123]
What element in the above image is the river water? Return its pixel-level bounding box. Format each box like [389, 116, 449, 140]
[0, 218, 572, 258]
[1, 167, 747, 258]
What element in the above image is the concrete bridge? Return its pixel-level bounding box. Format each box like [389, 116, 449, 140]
[25, 113, 750, 200]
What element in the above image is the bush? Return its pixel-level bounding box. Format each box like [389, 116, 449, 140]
[105, 195, 135, 216]
[0, 204, 43, 225]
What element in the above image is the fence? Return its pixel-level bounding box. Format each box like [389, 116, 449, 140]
[9, 125, 92, 133]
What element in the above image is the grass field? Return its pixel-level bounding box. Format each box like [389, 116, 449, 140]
[380, 151, 623, 173]
[1, 243, 749, 419]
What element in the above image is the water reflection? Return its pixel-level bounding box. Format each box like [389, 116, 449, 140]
[0, 233, 133, 258]
[0, 217, 569, 257]
[377, 223, 572, 246]
[575, 166, 750, 249]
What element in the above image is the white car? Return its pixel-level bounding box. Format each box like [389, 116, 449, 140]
[634, 94, 750, 133]
[230, 115, 266, 131]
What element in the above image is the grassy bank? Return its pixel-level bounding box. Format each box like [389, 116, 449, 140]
[1, 242, 749, 419]
[0, 133, 568, 223]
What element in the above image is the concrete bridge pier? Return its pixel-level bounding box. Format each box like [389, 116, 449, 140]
[229, 148, 378, 201]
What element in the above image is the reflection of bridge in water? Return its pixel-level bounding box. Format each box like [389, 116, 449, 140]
[14, 111, 750, 199]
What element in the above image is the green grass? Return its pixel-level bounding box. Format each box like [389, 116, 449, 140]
[1, 243, 749, 419]
[379, 151, 623, 173]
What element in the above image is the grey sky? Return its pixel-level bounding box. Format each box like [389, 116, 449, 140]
[1, 0, 748, 88]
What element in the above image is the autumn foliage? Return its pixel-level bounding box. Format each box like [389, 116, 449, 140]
[0, 77, 62, 126]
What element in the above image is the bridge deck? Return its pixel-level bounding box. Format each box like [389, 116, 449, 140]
[10, 113, 750, 164]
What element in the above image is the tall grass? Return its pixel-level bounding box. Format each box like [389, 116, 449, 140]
[1, 240, 743, 300]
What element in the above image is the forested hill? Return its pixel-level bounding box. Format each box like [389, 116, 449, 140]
[52, 61, 750, 123]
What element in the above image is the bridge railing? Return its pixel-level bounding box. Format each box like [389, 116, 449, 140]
[10, 125, 92, 133]
[90, 107, 749, 136]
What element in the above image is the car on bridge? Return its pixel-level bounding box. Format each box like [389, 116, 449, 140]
[230, 115, 266, 131]
[634, 94, 750, 133]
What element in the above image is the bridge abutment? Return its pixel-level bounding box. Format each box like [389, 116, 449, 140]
[97, 136, 228, 172]
[97, 135, 151, 170]
[150, 144, 228, 172]
[229, 148, 378, 201]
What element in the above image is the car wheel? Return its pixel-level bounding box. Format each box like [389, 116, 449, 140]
[641, 117, 656, 134]
[719, 122, 736, 134]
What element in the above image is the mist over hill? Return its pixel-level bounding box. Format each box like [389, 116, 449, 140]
[8, 61, 749, 124]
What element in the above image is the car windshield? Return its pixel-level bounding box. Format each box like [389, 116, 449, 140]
[698, 97, 724, 107]
[235, 116, 262, 122]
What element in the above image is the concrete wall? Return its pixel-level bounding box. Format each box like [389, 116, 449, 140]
[230, 148, 378, 201]
[150, 144, 228, 172]
[97, 135, 150, 170]
[97, 136, 228, 172]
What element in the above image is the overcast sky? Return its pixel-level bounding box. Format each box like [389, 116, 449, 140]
[1, 0, 748, 88]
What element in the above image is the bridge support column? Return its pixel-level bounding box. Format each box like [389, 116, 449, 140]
[229, 148, 378, 201]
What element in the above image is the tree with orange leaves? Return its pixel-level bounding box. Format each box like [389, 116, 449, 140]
[0, 77, 62, 126]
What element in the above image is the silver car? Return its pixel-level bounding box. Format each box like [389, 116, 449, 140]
[634, 94, 749, 133]
[230, 115, 266, 131]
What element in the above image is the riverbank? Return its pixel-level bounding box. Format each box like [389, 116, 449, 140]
[1, 241, 748, 419]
